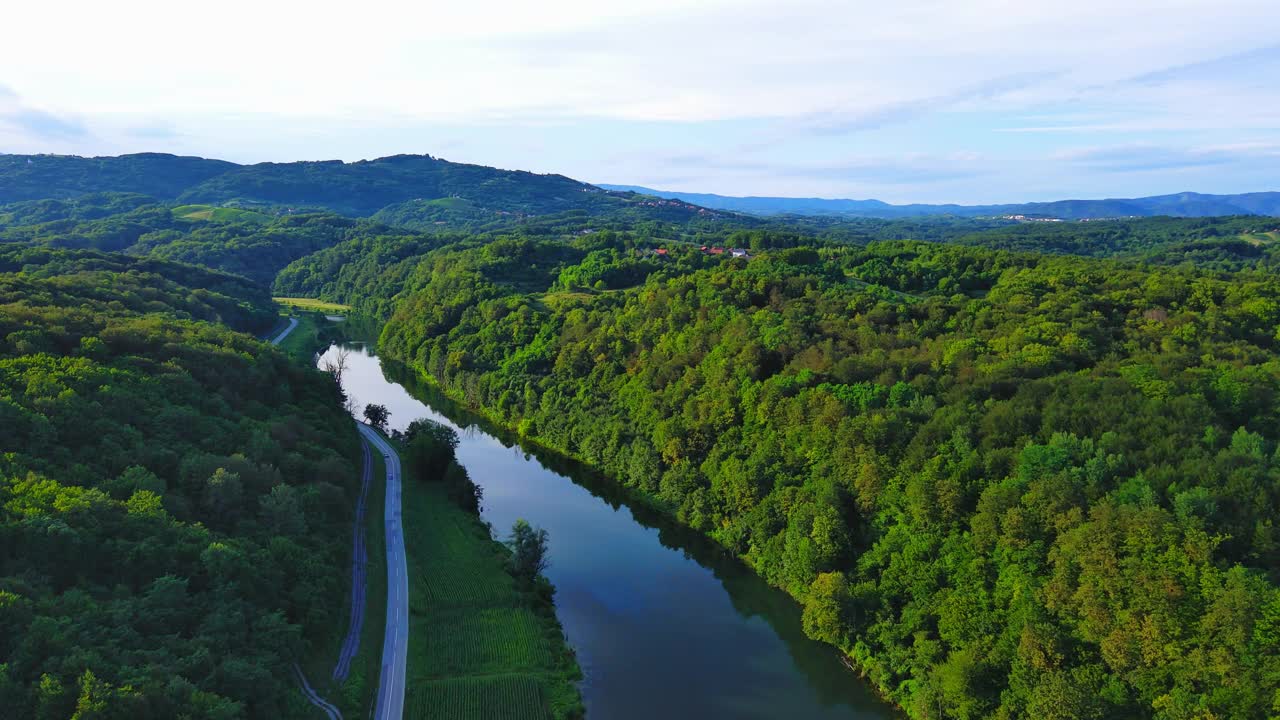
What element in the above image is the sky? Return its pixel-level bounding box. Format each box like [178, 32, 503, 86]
[1, 0, 1277, 203]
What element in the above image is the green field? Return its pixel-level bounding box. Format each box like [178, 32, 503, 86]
[408, 676, 552, 720]
[1239, 230, 1280, 245]
[402, 480, 581, 719]
[275, 296, 354, 312]
[272, 312, 322, 360]
[172, 204, 273, 224]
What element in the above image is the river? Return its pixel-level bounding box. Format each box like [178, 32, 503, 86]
[320, 343, 899, 720]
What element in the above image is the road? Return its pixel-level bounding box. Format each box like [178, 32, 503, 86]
[358, 423, 408, 720]
[332, 440, 373, 682]
[270, 316, 300, 345]
[293, 664, 341, 720]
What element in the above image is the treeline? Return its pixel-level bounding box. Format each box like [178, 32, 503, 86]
[0, 246, 360, 718]
[309, 235, 1280, 719]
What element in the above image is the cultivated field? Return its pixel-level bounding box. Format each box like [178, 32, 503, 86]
[403, 482, 580, 719]
[274, 296, 354, 312]
[172, 204, 272, 224]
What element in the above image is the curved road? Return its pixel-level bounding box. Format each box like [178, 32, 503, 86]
[270, 316, 300, 345]
[358, 423, 408, 720]
[293, 664, 341, 720]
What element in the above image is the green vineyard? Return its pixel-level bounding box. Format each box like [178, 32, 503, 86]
[419, 607, 555, 677]
[403, 482, 581, 719]
[406, 675, 552, 720]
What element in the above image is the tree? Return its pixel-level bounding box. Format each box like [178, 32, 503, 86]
[506, 519, 549, 586]
[802, 572, 853, 646]
[259, 485, 307, 536]
[202, 468, 244, 526]
[363, 403, 389, 431]
[403, 418, 459, 479]
[322, 347, 350, 386]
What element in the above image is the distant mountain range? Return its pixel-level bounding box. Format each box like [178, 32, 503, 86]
[598, 185, 1280, 220]
[3, 153, 1275, 225]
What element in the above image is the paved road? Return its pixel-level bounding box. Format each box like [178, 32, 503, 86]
[358, 423, 408, 720]
[270, 316, 300, 345]
[332, 440, 373, 681]
[294, 664, 342, 720]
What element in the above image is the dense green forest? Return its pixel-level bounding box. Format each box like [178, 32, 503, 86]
[0, 154, 235, 204]
[0, 246, 360, 717]
[0, 193, 399, 284]
[281, 231, 1280, 719]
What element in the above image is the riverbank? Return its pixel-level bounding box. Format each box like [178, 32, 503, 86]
[315, 344, 584, 720]
[325, 343, 898, 719]
[378, 355, 907, 716]
[399, 457, 584, 719]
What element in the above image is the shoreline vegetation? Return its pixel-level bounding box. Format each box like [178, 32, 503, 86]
[376, 415, 585, 719]
[368, 352, 910, 715]
[282, 318, 583, 719]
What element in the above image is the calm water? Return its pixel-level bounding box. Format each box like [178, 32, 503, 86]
[320, 343, 899, 720]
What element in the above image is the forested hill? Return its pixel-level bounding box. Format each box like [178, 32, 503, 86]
[283, 232, 1280, 719]
[0, 192, 404, 284]
[602, 184, 1280, 219]
[0, 153, 235, 203]
[179, 154, 602, 216]
[0, 153, 734, 225]
[0, 245, 360, 717]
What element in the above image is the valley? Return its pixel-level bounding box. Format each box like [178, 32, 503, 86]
[1, 152, 1277, 720]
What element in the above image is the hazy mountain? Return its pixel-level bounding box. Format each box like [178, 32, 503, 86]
[599, 185, 1280, 219]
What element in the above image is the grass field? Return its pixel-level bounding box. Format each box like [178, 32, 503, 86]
[407, 675, 552, 720]
[275, 296, 354, 313]
[1239, 231, 1280, 245]
[273, 312, 322, 360]
[402, 478, 582, 719]
[172, 204, 272, 224]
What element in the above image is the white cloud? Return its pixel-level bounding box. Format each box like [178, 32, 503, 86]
[1, 0, 1278, 201]
[2, 0, 1276, 124]
[1052, 142, 1280, 172]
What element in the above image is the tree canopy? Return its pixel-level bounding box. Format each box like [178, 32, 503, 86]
[0, 246, 360, 718]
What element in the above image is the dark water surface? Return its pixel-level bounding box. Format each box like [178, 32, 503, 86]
[320, 344, 899, 720]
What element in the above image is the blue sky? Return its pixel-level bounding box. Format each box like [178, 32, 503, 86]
[1, 0, 1277, 203]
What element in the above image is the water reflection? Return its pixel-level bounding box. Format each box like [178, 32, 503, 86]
[321, 343, 899, 720]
